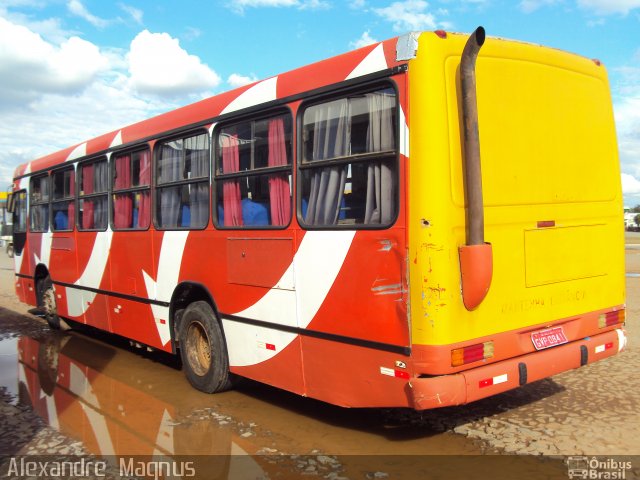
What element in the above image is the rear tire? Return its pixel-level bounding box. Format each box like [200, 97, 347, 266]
[6, 243, 14, 258]
[179, 301, 232, 393]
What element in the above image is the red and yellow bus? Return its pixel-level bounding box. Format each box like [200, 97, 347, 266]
[9, 28, 626, 409]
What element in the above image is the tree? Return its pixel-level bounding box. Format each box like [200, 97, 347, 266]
[635, 214, 640, 227]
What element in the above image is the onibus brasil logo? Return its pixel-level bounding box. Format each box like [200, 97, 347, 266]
[567, 456, 633, 479]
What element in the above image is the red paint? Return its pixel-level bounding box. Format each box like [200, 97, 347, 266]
[537, 220, 555, 228]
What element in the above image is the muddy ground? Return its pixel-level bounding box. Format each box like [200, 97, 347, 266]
[0, 239, 638, 479]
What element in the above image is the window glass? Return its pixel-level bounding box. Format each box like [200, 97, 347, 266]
[13, 191, 27, 233]
[78, 159, 108, 231]
[30, 175, 49, 232]
[52, 167, 75, 231]
[113, 149, 151, 230]
[300, 87, 397, 227]
[215, 113, 292, 228]
[156, 133, 209, 229]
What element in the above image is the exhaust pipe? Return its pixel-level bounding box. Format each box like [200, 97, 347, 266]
[458, 27, 493, 311]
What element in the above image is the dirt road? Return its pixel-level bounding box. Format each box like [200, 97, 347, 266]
[0, 243, 637, 479]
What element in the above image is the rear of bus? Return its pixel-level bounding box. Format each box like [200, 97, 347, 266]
[406, 31, 626, 409]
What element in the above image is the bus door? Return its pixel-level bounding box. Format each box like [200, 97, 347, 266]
[48, 166, 79, 321]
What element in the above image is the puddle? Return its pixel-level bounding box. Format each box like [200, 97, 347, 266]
[0, 325, 570, 478]
[0, 336, 18, 403]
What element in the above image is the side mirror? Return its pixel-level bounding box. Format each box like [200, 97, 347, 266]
[6, 192, 15, 214]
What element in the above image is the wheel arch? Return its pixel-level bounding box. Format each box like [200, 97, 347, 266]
[33, 263, 50, 307]
[169, 282, 224, 353]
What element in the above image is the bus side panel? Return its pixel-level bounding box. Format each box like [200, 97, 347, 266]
[182, 229, 306, 395]
[108, 230, 158, 348]
[70, 231, 114, 331]
[48, 231, 79, 320]
[300, 338, 412, 408]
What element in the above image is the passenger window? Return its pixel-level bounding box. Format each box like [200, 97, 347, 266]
[156, 132, 210, 229]
[299, 87, 398, 227]
[78, 158, 108, 231]
[112, 148, 151, 230]
[29, 174, 50, 232]
[51, 167, 75, 231]
[214, 113, 292, 228]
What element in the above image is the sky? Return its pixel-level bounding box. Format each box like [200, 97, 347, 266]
[1, 0, 639, 205]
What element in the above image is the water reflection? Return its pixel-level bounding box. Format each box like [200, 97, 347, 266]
[15, 333, 267, 479]
[8, 332, 567, 480]
[0, 336, 18, 402]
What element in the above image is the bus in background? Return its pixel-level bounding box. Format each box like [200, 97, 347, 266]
[0, 191, 13, 257]
[8, 28, 626, 410]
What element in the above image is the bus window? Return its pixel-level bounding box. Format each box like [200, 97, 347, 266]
[30, 174, 50, 232]
[112, 148, 151, 230]
[299, 86, 397, 228]
[214, 113, 292, 228]
[51, 167, 75, 232]
[156, 132, 210, 229]
[78, 158, 108, 231]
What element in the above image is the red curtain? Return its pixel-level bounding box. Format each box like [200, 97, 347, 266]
[222, 134, 243, 226]
[114, 155, 132, 228]
[138, 150, 151, 228]
[267, 118, 290, 226]
[82, 164, 94, 229]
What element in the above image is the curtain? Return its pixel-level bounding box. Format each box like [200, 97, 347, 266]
[187, 134, 209, 227]
[305, 99, 349, 225]
[268, 118, 290, 226]
[364, 92, 395, 224]
[82, 164, 94, 229]
[114, 155, 132, 228]
[138, 150, 151, 228]
[94, 161, 108, 228]
[159, 144, 181, 228]
[221, 134, 243, 226]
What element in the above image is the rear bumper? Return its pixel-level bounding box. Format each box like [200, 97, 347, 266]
[408, 328, 626, 410]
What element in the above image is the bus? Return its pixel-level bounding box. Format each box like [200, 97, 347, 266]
[8, 27, 626, 409]
[0, 191, 13, 257]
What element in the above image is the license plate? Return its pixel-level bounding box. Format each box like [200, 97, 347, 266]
[531, 326, 568, 350]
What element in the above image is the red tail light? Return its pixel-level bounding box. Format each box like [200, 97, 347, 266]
[451, 341, 494, 367]
[599, 309, 625, 328]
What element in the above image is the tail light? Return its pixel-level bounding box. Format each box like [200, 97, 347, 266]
[598, 309, 625, 328]
[451, 341, 494, 367]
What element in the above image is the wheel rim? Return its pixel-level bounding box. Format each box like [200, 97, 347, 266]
[186, 320, 211, 377]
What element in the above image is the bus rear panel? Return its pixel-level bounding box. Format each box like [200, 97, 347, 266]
[407, 32, 625, 409]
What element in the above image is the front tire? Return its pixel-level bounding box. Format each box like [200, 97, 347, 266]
[38, 276, 60, 330]
[179, 301, 232, 393]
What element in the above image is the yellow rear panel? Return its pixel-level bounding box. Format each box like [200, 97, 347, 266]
[408, 32, 624, 349]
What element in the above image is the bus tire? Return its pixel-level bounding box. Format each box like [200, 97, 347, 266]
[39, 276, 60, 330]
[6, 243, 13, 258]
[179, 300, 232, 393]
